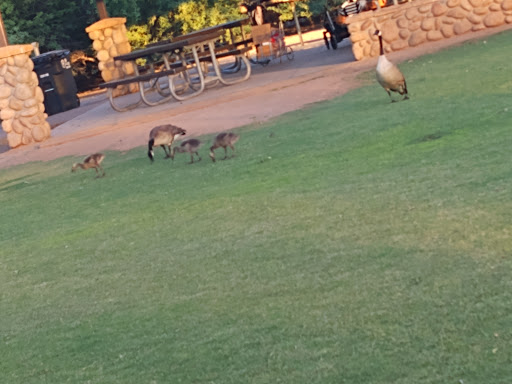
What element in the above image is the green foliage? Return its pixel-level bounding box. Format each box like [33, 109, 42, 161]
[172, 0, 240, 33]
[1, 30, 512, 384]
[175, 0, 209, 33]
[308, 0, 333, 14]
[0, 0, 323, 52]
[137, 0, 182, 21]
[0, 0, 96, 50]
[125, 0, 244, 48]
[142, 14, 176, 45]
[102, 0, 141, 25]
[267, 1, 312, 22]
[126, 24, 151, 50]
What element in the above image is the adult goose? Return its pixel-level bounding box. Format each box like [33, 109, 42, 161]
[147, 124, 187, 162]
[374, 29, 409, 102]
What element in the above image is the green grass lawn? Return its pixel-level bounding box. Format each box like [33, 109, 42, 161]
[1, 30, 512, 384]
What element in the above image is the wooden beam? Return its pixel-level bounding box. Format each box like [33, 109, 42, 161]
[96, 0, 109, 19]
[291, 1, 303, 46]
[0, 11, 9, 47]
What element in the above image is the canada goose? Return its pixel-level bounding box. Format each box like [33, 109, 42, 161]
[71, 153, 106, 177]
[147, 124, 187, 162]
[209, 132, 240, 162]
[374, 29, 409, 102]
[170, 139, 202, 163]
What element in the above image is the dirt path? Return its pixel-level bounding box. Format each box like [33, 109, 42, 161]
[0, 25, 510, 170]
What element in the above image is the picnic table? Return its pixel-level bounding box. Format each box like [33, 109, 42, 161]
[149, 17, 253, 81]
[175, 25, 252, 87]
[100, 19, 253, 112]
[99, 36, 207, 112]
[150, 18, 252, 48]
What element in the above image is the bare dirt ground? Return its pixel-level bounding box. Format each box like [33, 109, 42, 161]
[0, 25, 510, 170]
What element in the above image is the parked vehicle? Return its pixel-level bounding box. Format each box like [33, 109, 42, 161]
[323, 0, 390, 49]
[322, 0, 360, 50]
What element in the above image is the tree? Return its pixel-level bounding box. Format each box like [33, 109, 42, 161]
[126, 0, 243, 48]
[0, 0, 97, 50]
[138, 0, 181, 21]
[100, 0, 141, 24]
[0, 0, 324, 53]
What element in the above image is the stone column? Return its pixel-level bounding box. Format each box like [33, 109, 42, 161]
[347, 0, 512, 61]
[0, 45, 51, 148]
[85, 17, 137, 97]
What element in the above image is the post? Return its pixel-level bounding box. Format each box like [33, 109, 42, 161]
[0, 10, 9, 47]
[96, 0, 109, 19]
[290, 2, 303, 47]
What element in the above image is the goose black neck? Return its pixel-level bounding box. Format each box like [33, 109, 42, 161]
[378, 34, 384, 56]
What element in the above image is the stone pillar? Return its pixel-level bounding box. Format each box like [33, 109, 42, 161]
[0, 45, 51, 148]
[346, 0, 512, 61]
[85, 17, 136, 97]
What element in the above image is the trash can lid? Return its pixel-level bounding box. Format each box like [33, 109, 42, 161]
[32, 49, 70, 65]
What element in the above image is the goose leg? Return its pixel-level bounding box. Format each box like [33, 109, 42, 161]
[387, 90, 397, 103]
[402, 83, 409, 100]
[229, 144, 236, 158]
[196, 152, 202, 162]
[223, 147, 228, 160]
[161, 145, 171, 158]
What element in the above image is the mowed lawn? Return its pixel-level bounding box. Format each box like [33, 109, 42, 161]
[1, 29, 511, 384]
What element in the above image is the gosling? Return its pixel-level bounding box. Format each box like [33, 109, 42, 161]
[171, 139, 202, 164]
[147, 124, 187, 162]
[71, 153, 106, 178]
[374, 29, 409, 102]
[209, 132, 240, 162]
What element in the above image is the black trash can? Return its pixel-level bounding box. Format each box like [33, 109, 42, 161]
[32, 50, 80, 116]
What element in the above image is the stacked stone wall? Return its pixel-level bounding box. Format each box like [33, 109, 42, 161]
[85, 18, 136, 97]
[0, 45, 51, 148]
[347, 0, 512, 60]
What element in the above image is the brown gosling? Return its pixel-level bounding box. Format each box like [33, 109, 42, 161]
[209, 132, 240, 162]
[374, 29, 409, 102]
[171, 139, 202, 164]
[147, 124, 187, 162]
[71, 153, 106, 178]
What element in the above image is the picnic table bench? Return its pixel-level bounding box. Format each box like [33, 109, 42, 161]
[99, 38, 201, 112]
[100, 20, 253, 112]
[147, 17, 253, 76]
